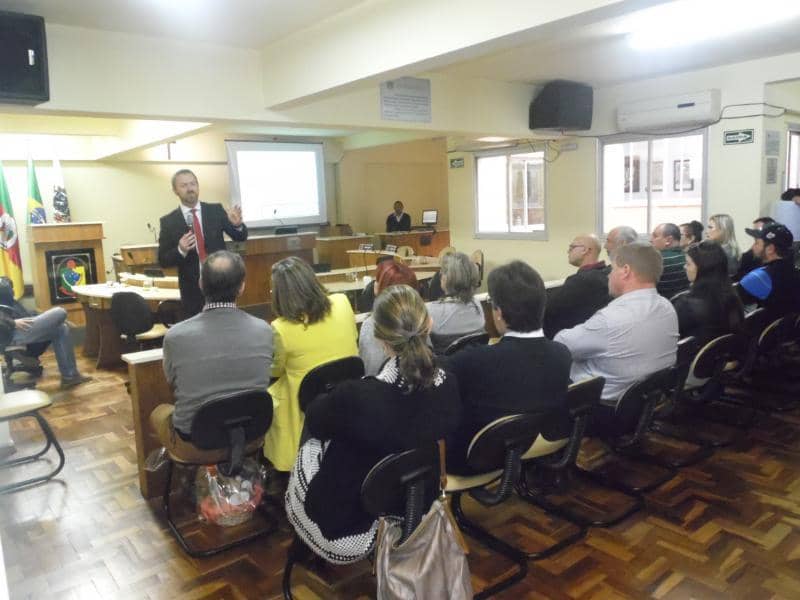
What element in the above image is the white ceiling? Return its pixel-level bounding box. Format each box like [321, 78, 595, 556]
[436, 7, 800, 88]
[0, 0, 367, 49]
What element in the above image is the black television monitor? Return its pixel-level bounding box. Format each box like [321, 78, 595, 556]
[421, 209, 438, 225]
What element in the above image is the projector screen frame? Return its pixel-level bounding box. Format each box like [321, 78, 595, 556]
[226, 140, 328, 228]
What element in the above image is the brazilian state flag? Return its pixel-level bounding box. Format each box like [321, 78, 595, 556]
[27, 158, 47, 224]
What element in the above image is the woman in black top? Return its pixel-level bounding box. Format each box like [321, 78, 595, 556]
[285, 284, 460, 564]
[672, 241, 744, 344]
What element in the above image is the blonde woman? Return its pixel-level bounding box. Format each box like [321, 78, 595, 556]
[264, 257, 358, 472]
[706, 213, 740, 277]
[285, 285, 460, 564]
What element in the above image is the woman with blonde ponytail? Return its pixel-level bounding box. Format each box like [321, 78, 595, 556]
[285, 285, 460, 565]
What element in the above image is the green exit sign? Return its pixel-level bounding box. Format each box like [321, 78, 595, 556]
[724, 129, 754, 145]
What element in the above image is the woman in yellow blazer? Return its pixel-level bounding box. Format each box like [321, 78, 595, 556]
[264, 257, 358, 471]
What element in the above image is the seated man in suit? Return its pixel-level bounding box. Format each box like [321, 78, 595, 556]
[158, 169, 248, 318]
[445, 260, 572, 474]
[150, 251, 273, 453]
[555, 242, 678, 436]
[544, 234, 611, 338]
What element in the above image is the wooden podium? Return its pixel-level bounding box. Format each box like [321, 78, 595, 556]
[28, 222, 106, 327]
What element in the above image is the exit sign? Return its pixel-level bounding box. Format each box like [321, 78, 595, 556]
[724, 129, 754, 145]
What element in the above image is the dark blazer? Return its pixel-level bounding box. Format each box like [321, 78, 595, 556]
[444, 335, 572, 475]
[304, 369, 460, 539]
[386, 212, 411, 232]
[158, 202, 248, 316]
[543, 263, 611, 338]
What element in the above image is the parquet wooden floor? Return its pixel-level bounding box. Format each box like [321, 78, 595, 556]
[2, 352, 800, 599]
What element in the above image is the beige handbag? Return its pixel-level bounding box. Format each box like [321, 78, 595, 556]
[374, 441, 473, 600]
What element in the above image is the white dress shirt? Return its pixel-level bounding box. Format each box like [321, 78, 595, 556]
[554, 287, 678, 405]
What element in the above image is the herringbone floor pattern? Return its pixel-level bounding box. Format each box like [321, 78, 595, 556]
[2, 353, 800, 599]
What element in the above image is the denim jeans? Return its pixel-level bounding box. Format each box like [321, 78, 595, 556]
[11, 307, 80, 379]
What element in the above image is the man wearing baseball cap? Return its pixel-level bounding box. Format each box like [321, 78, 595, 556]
[739, 222, 800, 319]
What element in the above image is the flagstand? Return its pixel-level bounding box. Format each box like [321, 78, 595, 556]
[28, 222, 106, 327]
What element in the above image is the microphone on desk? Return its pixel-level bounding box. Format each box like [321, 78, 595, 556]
[146, 222, 157, 243]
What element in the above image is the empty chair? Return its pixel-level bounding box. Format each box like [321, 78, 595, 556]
[156, 299, 185, 328]
[110, 291, 167, 350]
[159, 389, 276, 557]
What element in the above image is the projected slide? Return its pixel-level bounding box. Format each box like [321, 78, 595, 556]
[226, 141, 327, 227]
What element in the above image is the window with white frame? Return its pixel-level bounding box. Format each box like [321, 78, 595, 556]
[475, 149, 546, 237]
[787, 130, 800, 189]
[600, 133, 705, 236]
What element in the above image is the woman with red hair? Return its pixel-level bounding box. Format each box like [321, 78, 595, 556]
[358, 259, 419, 374]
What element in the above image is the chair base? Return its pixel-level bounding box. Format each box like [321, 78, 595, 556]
[0, 411, 65, 494]
[517, 466, 642, 529]
[450, 491, 528, 600]
[163, 460, 277, 558]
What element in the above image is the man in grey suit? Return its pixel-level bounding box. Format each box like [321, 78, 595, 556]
[150, 250, 272, 457]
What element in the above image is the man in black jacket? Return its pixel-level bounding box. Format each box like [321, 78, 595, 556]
[445, 260, 572, 474]
[158, 169, 248, 317]
[544, 234, 611, 338]
[385, 201, 411, 232]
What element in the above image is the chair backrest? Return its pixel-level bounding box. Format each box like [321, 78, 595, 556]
[157, 300, 184, 327]
[396, 245, 415, 258]
[361, 444, 439, 526]
[438, 246, 456, 260]
[143, 268, 165, 278]
[743, 308, 770, 339]
[470, 249, 485, 286]
[466, 413, 542, 474]
[758, 316, 786, 353]
[443, 331, 490, 356]
[612, 367, 675, 442]
[566, 376, 605, 420]
[110, 292, 154, 337]
[189, 389, 273, 475]
[687, 333, 745, 381]
[298, 356, 365, 412]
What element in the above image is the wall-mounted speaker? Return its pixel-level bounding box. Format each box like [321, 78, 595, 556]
[0, 11, 49, 105]
[529, 80, 593, 131]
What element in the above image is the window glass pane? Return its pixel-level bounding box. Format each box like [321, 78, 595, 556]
[650, 134, 703, 227]
[789, 132, 800, 189]
[602, 140, 649, 234]
[476, 155, 508, 233]
[509, 153, 545, 232]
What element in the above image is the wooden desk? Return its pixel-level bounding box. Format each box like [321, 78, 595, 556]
[122, 348, 172, 499]
[317, 235, 374, 269]
[120, 232, 316, 306]
[73, 283, 180, 369]
[317, 260, 440, 284]
[376, 229, 450, 257]
[323, 270, 436, 294]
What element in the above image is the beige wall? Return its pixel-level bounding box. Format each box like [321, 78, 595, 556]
[337, 138, 449, 234]
[448, 139, 598, 285]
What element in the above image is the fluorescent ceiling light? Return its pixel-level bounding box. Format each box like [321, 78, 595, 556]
[476, 136, 512, 142]
[627, 0, 800, 50]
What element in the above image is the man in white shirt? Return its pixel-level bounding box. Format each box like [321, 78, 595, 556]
[555, 242, 678, 435]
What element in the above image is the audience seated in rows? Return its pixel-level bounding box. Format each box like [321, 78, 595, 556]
[650, 223, 690, 298]
[739, 223, 800, 320]
[445, 261, 571, 474]
[359, 260, 419, 375]
[544, 234, 611, 338]
[286, 285, 460, 564]
[356, 254, 396, 313]
[672, 241, 744, 344]
[679, 220, 703, 250]
[735, 217, 774, 281]
[707, 213, 741, 277]
[151, 251, 273, 454]
[426, 251, 485, 353]
[264, 257, 358, 472]
[555, 242, 678, 434]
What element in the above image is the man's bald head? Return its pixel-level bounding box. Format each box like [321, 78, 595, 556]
[568, 234, 602, 268]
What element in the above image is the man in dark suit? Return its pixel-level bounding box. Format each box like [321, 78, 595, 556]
[158, 169, 248, 317]
[385, 201, 411, 232]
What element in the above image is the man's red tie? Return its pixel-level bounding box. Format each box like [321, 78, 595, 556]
[191, 208, 207, 261]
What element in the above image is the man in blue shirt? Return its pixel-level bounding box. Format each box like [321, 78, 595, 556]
[739, 223, 799, 320]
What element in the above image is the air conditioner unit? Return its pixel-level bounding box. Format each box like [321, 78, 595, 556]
[617, 89, 721, 132]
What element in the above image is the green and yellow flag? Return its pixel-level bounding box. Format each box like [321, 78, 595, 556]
[0, 162, 24, 299]
[27, 157, 47, 224]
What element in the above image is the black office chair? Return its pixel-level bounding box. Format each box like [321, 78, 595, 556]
[110, 291, 167, 351]
[161, 389, 276, 558]
[282, 444, 440, 600]
[0, 305, 42, 390]
[446, 414, 543, 599]
[442, 331, 490, 356]
[298, 356, 365, 413]
[156, 300, 185, 328]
